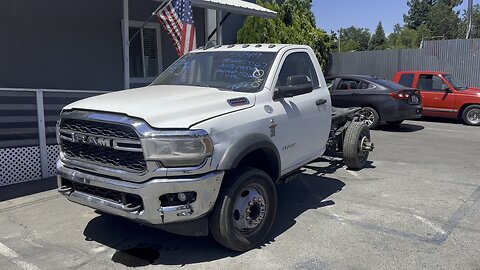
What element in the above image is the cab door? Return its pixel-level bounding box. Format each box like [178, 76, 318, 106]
[416, 74, 456, 117]
[269, 50, 331, 174]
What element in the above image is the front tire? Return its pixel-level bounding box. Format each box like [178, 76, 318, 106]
[343, 122, 371, 170]
[209, 167, 277, 251]
[462, 105, 480, 126]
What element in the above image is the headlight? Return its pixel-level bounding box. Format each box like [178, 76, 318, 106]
[142, 130, 213, 168]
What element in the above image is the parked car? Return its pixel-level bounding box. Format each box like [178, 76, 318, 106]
[326, 75, 423, 129]
[393, 71, 480, 126]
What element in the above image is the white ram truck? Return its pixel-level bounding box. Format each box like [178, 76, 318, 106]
[57, 44, 373, 251]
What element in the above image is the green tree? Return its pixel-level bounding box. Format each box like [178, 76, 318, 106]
[387, 24, 403, 48]
[338, 26, 371, 52]
[388, 24, 432, 49]
[404, 0, 435, 29]
[369, 21, 387, 50]
[237, 0, 331, 68]
[403, 0, 462, 39]
[404, 0, 462, 29]
[426, 2, 462, 38]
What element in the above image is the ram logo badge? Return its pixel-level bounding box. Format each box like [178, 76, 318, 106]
[73, 133, 112, 147]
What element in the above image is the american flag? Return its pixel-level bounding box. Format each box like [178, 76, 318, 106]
[155, 0, 196, 56]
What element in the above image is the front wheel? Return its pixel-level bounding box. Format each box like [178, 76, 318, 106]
[343, 122, 372, 170]
[462, 105, 480, 126]
[209, 167, 277, 251]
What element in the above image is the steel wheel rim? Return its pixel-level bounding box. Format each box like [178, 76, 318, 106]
[467, 109, 480, 124]
[358, 136, 369, 162]
[363, 109, 375, 126]
[232, 184, 267, 236]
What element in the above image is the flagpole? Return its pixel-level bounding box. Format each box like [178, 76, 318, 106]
[128, 0, 170, 45]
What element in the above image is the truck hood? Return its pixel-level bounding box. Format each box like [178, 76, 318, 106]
[64, 85, 255, 128]
[460, 87, 480, 96]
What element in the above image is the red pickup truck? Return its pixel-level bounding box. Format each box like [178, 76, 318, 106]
[393, 71, 480, 126]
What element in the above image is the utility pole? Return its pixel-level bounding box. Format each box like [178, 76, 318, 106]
[338, 29, 341, 53]
[466, 0, 473, 39]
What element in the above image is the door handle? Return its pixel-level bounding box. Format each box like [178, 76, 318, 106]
[351, 93, 359, 96]
[316, 99, 327, 105]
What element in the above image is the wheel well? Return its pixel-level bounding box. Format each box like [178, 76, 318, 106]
[458, 104, 480, 118]
[360, 104, 380, 119]
[361, 104, 377, 111]
[236, 148, 280, 182]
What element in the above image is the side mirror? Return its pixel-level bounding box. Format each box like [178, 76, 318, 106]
[441, 84, 451, 92]
[274, 75, 314, 99]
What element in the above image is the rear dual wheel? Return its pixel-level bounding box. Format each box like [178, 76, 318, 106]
[209, 167, 276, 252]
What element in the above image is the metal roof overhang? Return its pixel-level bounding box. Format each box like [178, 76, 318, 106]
[191, 0, 277, 19]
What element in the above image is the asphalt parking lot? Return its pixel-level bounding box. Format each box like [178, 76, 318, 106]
[1, 119, 479, 270]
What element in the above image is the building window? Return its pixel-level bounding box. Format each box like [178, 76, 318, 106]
[128, 21, 162, 84]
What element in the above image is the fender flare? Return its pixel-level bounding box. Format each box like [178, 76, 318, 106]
[217, 133, 281, 180]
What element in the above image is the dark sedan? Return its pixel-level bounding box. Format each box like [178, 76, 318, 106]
[326, 75, 423, 129]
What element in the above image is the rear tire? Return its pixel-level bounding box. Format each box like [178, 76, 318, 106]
[462, 105, 480, 126]
[386, 120, 404, 126]
[343, 122, 371, 170]
[361, 107, 380, 129]
[209, 167, 277, 251]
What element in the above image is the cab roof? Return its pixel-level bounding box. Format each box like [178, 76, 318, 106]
[396, 70, 448, 75]
[191, 44, 309, 53]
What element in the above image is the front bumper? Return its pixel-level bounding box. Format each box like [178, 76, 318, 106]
[57, 160, 224, 225]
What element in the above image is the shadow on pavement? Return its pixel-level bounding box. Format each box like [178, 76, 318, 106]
[318, 155, 376, 173]
[83, 167, 345, 266]
[413, 116, 462, 125]
[0, 177, 57, 202]
[376, 123, 425, 132]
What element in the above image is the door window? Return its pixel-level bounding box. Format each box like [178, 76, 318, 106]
[417, 75, 444, 91]
[276, 52, 319, 89]
[337, 79, 361, 90]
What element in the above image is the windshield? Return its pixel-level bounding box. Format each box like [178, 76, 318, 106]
[152, 51, 277, 93]
[443, 74, 468, 90]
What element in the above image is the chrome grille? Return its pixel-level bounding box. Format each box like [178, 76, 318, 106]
[61, 118, 138, 140]
[59, 118, 146, 172]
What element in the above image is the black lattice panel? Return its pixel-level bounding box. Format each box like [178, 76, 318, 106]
[0, 146, 42, 186]
[47, 145, 59, 176]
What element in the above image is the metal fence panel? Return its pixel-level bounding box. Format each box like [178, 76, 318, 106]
[329, 39, 480, 88]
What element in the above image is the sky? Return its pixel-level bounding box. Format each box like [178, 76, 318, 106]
[312, 0, 475, 35]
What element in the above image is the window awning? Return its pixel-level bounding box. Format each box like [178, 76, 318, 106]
[191, 0, 277, 19]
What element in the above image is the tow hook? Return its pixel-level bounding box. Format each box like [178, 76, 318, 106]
[123, 203, 142, 213]
[157, 207, 165, 223]
[58, 185, 73, 195]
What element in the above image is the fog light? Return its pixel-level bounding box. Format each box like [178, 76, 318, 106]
[178, 192, 187, 202]
[159, 192, 197, 207]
